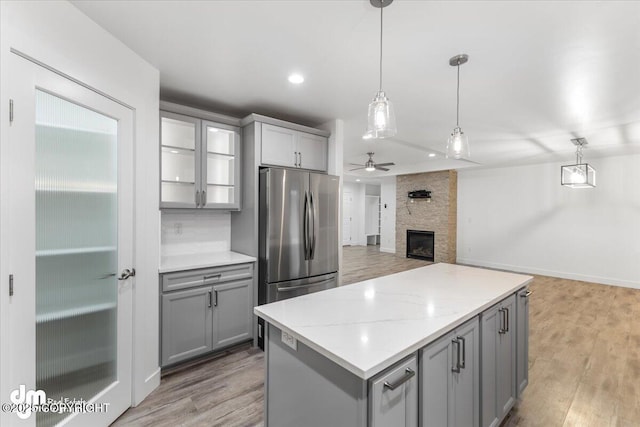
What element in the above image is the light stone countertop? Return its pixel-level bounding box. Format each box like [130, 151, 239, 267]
[254, 263, 532, 379]
[159, 251, 256, 273]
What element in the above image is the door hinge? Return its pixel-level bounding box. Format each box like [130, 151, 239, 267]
[9, 99, 14, 124]
[9, 274, 14, 296]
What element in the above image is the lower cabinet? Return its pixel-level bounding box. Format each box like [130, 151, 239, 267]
[516, 287, 531, 397]
[161, 286, 214, 366]
[481, 294, 517, 427]
[161, 263, 254, 367]
[369, 356, 418, 427]
[212, 279, 253, 348]
[420, 317, 479, 427]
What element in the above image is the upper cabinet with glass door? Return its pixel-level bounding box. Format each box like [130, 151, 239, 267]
[160, 111, 241, 210]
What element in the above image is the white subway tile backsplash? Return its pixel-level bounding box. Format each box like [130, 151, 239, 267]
[161, 210, 231, 257]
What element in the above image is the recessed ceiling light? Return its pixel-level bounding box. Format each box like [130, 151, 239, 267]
[356, 179, 361, 182]
[288, 73, 304, 84]
[428, 153, 436, 158]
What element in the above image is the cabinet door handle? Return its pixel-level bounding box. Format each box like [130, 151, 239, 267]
[451, 338, 461, 373]
[505, 307, 510, 332]
[294, 151, 298, 167]
[498, 308, 505, 334]
[208, 290, 212, 308]
[520, 289, 533, 298]
[383, 368, 415, 390]
[458, 335, 466, 369]
[298, 152, 302, 168]
[195, 190, 200, 207]
[213, 290, 218, 307]
[202, 190, 207, 206]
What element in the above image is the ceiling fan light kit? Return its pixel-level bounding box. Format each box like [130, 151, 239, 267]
[349, 152, 395, 172]
[446, 54, 470, 159]
[561, 138, 596, 188]
[364, 0, 397, 140]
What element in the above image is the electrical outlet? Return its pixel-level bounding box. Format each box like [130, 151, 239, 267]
[281, 330, 298, 351]
[174, 223, 183, 235]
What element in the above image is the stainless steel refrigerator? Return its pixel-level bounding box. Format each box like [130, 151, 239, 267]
[259, 167, 339, 307]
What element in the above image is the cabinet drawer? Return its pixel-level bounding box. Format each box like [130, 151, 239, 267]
[162, 263, 253, 292]
[369, 355, 418, 427]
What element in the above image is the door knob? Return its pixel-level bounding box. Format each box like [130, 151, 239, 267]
[118, 268, 136, 280]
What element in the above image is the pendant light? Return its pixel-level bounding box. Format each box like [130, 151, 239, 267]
[446, 54, 470, 159]
[561, 138, 596, 188]
[363, 0, 397, 140]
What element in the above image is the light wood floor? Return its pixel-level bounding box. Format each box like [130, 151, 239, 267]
[112, 247, 640, 426]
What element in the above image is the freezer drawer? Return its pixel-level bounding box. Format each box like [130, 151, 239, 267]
[267, 273, 337, 303]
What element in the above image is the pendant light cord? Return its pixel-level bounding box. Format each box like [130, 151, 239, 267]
[379, 3, 384, 92]
[456, 62, 460, 127]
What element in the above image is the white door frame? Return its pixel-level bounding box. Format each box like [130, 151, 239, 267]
[342, 190, 353, 246]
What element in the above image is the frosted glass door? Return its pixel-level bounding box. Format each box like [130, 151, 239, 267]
[35, 90, 119, 427]
[202, 122, 240, 209]
[161, 113, 199, 207]
[3, 50, 133, 427]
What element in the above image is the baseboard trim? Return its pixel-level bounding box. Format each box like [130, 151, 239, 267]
[379, 247, 395, 254]
[456, 258, 639, 289]
[133, 367, 161, 406]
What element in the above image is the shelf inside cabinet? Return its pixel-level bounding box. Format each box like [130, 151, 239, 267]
[161, 179, 196, 185]
[35, 185, 116, 194]
[36, 246, 116, 257]
[36, 122, 116, 137]
[162, 145, 196, 153]
[36, 302, 117, 323]
[206, 151, 234, 158]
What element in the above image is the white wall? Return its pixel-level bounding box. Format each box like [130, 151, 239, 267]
[380, 177, 397, 253]
[0, 0, 160, 408]
[458, 154, 640, 288]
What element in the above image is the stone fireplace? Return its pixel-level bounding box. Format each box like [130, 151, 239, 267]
[396, 170, 457, 264]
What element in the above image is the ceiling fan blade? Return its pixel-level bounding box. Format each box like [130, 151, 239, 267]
[375, 166, 390, 171]
[348, 163, 365, 166]
[349, 167, 366, 171]
[375, 162, 395, 167]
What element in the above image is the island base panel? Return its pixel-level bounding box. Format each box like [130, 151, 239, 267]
[265, 324, 367, 427]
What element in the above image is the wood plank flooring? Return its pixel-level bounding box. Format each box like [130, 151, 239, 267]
[112, 246, 640, 426]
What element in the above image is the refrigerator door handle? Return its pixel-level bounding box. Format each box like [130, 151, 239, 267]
[303, 191, 310, 260]
[309, 191, 317, 259]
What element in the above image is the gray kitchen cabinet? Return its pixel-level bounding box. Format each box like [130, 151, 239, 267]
[481, 294, 516, 427]
[160, 262, 254, 367]
[212, 279, 253, 349]
[161, 286, 213, 366]
[420, 316, 479, 427]
[516, 287, 531, 398]
[160, 109, 241, 210]
[369, 355, 418, 427]
[261, 123, 327, 171]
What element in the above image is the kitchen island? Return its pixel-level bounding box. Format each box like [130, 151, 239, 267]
[254, 263, 533, 427]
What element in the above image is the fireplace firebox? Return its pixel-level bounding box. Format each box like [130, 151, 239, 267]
[406, 230, 434, 261]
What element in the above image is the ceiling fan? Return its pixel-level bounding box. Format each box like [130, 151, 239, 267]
[349, 152, 395, 172]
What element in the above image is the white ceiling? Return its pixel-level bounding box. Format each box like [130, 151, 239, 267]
[72, 0, 640, 179]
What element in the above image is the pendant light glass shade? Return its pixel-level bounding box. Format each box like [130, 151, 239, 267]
[561, 138, 596, 188]
[446, 54, 469, 159]
[366, 91, 397, 139]
[364, 0, 396, 140]
[446, 126, 469, 159]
